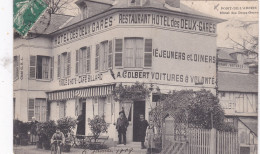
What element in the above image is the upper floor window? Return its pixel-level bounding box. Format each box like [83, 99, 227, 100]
[58, 52, 71, 78]
[129, 0, 142, 6]
[30, 55, 53, 80]
[95, 41, 113, 72]
[13, 55, 20, 80]
[76, 47, 91, 75]
[115, 38, 152, 68]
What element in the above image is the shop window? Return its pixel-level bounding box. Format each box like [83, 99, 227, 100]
[76, 47, 91, 75]
[13, 55, 20, 80]
[58, 52, 71, 78]
[96, 40, 113, 71]
[28, 98, 47, 122]
[30, 55, 53, 80]
[115, 38, 152, 68]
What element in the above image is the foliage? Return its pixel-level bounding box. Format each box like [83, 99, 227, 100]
[57, 117, 77, 138]
[88, 115, 109, 141]
[112, 82, 151, 102]
[37, 120, 57, 142]
[13, 119, 31, 136]
[150, 89, 237, 132]
[226, 20, 258, 54]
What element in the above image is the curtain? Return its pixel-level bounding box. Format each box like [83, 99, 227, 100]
[121, 101, 132, 119]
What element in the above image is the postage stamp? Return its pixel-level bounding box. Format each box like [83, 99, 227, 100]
[13, 0, 48, 36]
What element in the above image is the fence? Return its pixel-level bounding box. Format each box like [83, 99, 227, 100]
[161, 128, 239, 154]
[216, 131, 239, 154]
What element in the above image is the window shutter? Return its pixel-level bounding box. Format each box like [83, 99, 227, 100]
[50, 56, 54, 80]
[144, 39, 152, 67]
[67, 52, 71, 76]
[87, 46, 91, 73]
[28, 99, 35, 121]
[17, 55, 20, 79]
[115, 39, 123, 67]
[29, 56, 36, 79]
[76, 50, 79, 75]
[108, 40, 113, 68]
[95, 44, 100, 71]
[57, 55, 61, 78]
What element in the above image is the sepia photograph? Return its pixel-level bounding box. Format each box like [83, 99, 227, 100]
[11, 0, 258, 153]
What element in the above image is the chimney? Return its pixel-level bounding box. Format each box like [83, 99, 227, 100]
[165, 0, 180, 8]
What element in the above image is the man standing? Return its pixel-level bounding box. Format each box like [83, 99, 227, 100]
[30, 117, 38, 145]
[137, 114, 149, 149]
[116, 111, 129, 145]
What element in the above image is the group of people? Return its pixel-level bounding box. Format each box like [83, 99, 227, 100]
[115, 110, 157, 151]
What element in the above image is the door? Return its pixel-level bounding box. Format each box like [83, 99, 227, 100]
[133, 101, 145, 141]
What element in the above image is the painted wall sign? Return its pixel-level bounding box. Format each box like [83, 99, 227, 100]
[53, 12, 217, 46]
[116, 70, 215, 85]
[118, 13, 217, 34]
[219, 62, 248, 69]
[59, 73, 103, 86]
[153, 48, 216, 64]
[54, 16, 113, 46]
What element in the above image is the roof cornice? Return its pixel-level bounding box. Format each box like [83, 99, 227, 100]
[50, 7, 226, 36]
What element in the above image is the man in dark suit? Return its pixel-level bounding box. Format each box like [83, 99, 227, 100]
[116, 111, 129, 145]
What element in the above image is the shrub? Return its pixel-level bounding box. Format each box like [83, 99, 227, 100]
[37, 120, 57, 149]
[88, 115, 109, 142]
[13, 119, 31, 136]
[57, 117, 77, 137]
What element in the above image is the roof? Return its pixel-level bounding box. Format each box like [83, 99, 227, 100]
[30, 13, 74, 34]
[218, 72, 258, 93]
[53, 0, 224, 33]
[217, 48, 237, 63]
[239, 117, 257, 136]
[111, 0, 219, 19]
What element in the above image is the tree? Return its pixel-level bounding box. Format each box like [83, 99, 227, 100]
[225, 20, 258, 54]
[150, 89, 236, 132]
[43, 0, 76, 14]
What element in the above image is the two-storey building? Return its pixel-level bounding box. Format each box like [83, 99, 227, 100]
[217, 47, 258, 154]
[14, 0, 224, 143]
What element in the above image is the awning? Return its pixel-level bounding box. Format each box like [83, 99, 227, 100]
[47, 85, 114, 101]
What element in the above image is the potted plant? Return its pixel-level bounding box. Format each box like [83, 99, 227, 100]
[88, 115, 109, 150]
[57, 117, 77, 152]
[37, 120, 57, 150]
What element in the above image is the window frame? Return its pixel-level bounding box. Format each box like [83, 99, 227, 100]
[28, 98, 47, 122]
[123, 37, 145, 69]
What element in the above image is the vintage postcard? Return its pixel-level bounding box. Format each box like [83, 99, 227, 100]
[12, 0, 258, 154]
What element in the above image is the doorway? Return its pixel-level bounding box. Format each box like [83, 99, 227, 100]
[133, 101, 145, 141]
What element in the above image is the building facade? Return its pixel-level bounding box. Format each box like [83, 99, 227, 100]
[14, 0, 223, 143]
[217, 47, 258, 154]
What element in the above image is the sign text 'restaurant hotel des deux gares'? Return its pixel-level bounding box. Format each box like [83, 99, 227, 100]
[54, 12, 216, 46]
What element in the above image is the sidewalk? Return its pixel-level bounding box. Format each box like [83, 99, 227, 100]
[13, 143, 148, 154]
